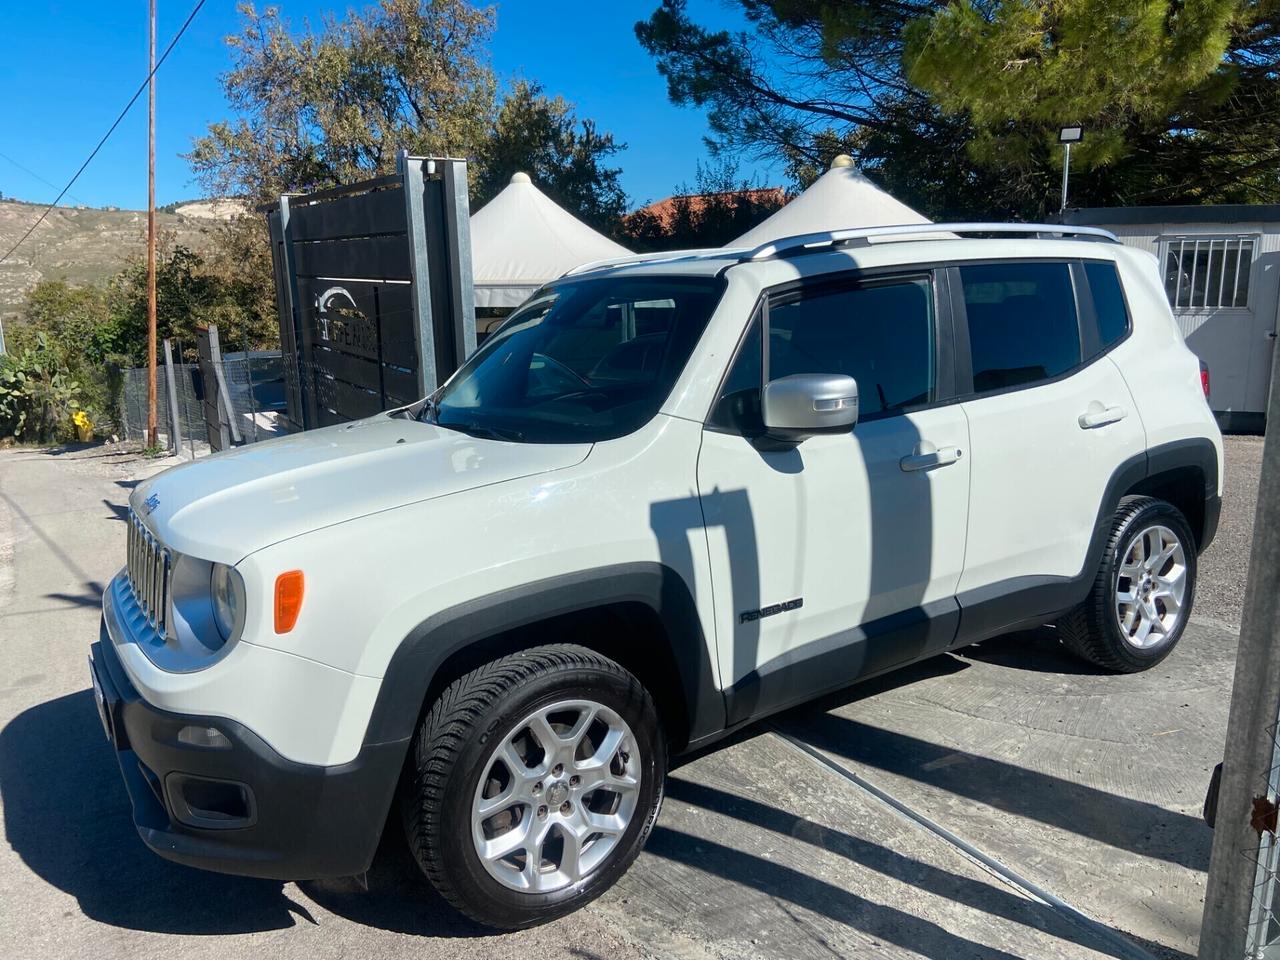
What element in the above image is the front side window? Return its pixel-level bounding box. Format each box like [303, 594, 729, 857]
[1163, 236, 1254, 309]
[960, 262, 1081, 392]
[711, 275, 934, 434]
[430, 276, 722, 443]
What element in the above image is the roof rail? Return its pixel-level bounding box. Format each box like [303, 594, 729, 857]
[743, 222, 1119, 262]
[562, 247, 733, 279]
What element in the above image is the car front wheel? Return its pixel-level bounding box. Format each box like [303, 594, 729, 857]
[401, 644, 665, 929]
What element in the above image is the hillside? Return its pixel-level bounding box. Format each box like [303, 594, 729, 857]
[0, 198, 247, 320]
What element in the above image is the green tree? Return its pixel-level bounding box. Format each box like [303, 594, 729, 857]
[109, 240, 277, 360]
[16, 280, 118, 363]
[0, 333, 84, 443]
[636, 0, 1280, 218]
[472, 81, 628, 232]
[188, 1, 634, 342]
[8, 280, 117, 424]
[189, 0, 498, 204]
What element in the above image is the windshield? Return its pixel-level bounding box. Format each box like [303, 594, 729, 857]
[428, 275, 724, 443]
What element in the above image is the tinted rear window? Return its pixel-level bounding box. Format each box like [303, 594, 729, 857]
[960, 262, 1081, 392]
[1085, 261, 1130, 351]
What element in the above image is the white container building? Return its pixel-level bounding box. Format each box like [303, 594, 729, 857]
[1066, 205, 1280, 430]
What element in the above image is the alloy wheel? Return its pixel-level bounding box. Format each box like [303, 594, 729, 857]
[471, 699, 641, 893]
[1114, 524, 1188, 649]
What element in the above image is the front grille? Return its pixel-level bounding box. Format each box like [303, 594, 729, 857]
[126, 510, 170, 635]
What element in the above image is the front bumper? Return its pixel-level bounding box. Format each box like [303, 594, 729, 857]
[90, 619, 408, 880]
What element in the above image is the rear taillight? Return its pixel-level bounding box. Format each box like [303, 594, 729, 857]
[1199, 360, 1211, 399]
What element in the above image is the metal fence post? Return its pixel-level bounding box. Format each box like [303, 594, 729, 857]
[1201, 337, 1280, 958]
[441, 157, 477, 363]
[277, 194, 315, 429]
[208, 325, 242, 446]
[162, 339, 183, 457]
[398, 150, 438, 396]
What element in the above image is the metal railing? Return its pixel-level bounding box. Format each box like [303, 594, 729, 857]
[563, 223, 1121, 280]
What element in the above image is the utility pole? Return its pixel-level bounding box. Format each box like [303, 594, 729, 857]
[146, 0, 158, 448]
[1200, 336, 1280, 957]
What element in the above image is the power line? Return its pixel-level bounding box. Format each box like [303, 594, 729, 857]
[0, 0, 208, 267]
[0, 152, 86, 206]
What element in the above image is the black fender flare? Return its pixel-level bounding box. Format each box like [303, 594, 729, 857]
[361, 562, 725, 751]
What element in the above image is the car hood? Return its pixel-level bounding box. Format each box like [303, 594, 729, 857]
[131, 416, 591, 563]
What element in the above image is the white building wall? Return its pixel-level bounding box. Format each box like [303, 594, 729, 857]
[1083, 219, 1280, 419]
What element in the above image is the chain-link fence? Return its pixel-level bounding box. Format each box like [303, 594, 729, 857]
[1247, 726, 1280, 957]
[114, 349, 290, 457]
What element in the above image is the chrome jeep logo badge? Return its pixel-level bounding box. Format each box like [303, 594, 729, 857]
[142, 494, 160, 515]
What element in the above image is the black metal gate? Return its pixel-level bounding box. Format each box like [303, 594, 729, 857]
[265, 153, 476, 430]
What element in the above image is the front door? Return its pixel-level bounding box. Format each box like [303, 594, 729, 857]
[697, 271, 971, 725]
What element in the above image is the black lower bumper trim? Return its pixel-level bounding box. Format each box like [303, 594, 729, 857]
[91, 621, 409, 880]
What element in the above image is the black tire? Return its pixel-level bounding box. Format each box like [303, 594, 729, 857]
[401, 644, 665, 929]
[1058, 496, 1197, 672]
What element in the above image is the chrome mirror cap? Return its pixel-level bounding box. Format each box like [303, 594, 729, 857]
[761, 373, 859, 444]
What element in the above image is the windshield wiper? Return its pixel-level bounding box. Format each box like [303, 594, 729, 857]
[443, 421, 525, 442]
[415, 396, 440, 424]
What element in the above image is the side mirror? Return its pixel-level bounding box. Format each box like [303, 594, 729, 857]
[761, 373, 859, 444]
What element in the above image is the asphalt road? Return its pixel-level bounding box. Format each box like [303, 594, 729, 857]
[0, 437, 1259, 959]
[1195, 434, 1261, 626]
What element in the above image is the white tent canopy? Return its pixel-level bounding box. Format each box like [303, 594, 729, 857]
[729, 155, 932, 249]
[470, 172, 631, 308]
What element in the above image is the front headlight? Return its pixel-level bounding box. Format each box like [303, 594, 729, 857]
[210, 563, 243, 641]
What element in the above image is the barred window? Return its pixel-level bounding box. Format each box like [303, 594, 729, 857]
[1163, 236, 1254, 309]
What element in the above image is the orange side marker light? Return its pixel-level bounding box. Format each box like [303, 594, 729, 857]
[274, 570, 305, 634]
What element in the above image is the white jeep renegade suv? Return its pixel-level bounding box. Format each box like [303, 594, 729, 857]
[90, 223, 1222, 928]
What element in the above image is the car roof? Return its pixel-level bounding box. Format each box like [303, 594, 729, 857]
[560, 223, 1123, 285]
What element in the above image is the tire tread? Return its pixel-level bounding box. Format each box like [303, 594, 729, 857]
[402, 644, 655, 926]
[1059, 495, 1194, 672]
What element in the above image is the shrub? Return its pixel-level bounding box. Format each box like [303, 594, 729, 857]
[0, 333, 85, 443]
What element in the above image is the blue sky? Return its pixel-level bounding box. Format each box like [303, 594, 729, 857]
[0, 1, 772, 212]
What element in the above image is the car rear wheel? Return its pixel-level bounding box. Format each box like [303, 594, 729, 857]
[1059, 496, 1197, 672]
[401, 644, 665, 929]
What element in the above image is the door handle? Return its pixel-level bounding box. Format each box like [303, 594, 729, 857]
[1078, 403, 1127, 429]
[900, 445, 962, 472]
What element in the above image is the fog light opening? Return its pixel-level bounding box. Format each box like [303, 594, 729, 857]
[167, 773, 257, 829]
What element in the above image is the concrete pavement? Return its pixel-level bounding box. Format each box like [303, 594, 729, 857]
[0, 440, 1250, 959]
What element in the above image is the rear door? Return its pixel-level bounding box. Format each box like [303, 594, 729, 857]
[697, 269, 971, 724]
[954, 258, 1146, 633]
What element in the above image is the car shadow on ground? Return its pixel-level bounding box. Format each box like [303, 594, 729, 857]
[1, 691, 301, 934]
[0, 690, 485, 938]
[3, 669, 1207, 949]
[776, 661, 1213, 872]
[955, 625, 1104, 675]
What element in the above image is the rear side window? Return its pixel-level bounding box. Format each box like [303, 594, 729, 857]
[1084, 261, 1130, 350]
[960, 262, 1081, 392]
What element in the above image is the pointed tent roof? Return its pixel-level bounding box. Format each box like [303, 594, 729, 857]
[471, 172, 632, 308]
[729, 155, 932, 249]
